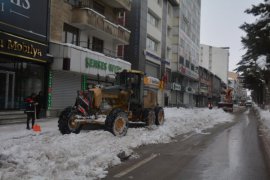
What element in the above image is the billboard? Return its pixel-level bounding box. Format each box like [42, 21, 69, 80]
[0, 0, 49, 43]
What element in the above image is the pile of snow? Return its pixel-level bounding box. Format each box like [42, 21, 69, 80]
[254, 105, 270, 129]
[0, 108, 233, 180]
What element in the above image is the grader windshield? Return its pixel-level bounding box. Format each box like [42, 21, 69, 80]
[115, 70, 142, 88]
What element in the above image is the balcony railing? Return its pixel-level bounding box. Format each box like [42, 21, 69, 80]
[72, 8, 130, 44]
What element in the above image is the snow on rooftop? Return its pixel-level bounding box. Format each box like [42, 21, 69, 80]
[0, 108, 233, 180]
[255, 105, 270, 129]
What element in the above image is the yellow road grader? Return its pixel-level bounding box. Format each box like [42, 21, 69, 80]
[58, 70, 165, 136]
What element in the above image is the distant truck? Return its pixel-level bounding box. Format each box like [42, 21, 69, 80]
[218, 88, 233, 112]
[245, 100, 253, 107]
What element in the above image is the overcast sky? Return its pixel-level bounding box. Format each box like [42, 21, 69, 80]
[200, 0, 263, 71]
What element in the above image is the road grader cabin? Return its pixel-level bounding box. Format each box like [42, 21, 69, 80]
[58, 70, 165, 136]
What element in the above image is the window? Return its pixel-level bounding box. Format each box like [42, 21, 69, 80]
[167, 26, 171, 37]
[191, 63, 195, 71]
[147, 12, 159, 28]
[63, 58, 70, 70]
[168, 4, 172, 17]
[185, 60, 190, 68]
[179, 56, 184, 65]
[93, 1, 105, 15]
[147, 37, 158, 52]
[63, 23, 79, 45]
[166, 47, 171, 60]
[92, 37, 104, 53]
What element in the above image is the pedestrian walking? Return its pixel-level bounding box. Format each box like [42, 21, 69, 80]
[24, 93, 38, 130]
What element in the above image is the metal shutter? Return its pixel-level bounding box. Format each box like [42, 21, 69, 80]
[51, 71, 81, 110]
[145, 61, 160, 78]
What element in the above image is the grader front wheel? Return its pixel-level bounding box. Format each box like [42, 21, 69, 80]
[106, 109, 128, 137]
[58, 107, 82, 134]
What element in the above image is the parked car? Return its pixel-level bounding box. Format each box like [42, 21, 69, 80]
[245, 101, 253, 107]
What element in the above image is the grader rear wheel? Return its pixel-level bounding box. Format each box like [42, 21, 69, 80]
[155, 107, 164, 125]
[146, 110, 156, 127]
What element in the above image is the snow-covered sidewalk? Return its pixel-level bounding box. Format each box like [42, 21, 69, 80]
[0, 108, 233, 180]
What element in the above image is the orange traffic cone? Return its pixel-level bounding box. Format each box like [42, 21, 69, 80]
[33, 124, 41, 132]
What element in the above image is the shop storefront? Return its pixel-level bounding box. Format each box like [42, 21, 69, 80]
[0, 0, 50, 110]
[49, 42, 131, 116]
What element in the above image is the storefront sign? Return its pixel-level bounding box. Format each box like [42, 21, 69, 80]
[0, 31, 48, 62]
[178, 64, 199, 80]
[0, 0, 49, 43]
[85, 57, 122, 73]
[81, 74, 87, 91]
[171, 83, 181, 91]
[144, 76, 160, 88]
[186, 86, 195, 94]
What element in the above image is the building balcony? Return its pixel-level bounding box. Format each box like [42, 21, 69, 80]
[71, 8, 130, 44]
[168, 0, 180, 6]
[75, 0, 131, 11]
[102, 0, 132, 11]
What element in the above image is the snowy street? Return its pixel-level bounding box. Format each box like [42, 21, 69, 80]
[106, 107, 270, 180]
[0, 107, 234, 180]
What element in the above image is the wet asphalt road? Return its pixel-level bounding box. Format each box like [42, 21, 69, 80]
[105, 108, 269, 180]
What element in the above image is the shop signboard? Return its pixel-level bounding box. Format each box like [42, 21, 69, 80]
[0, 31, 48, 62]
[171, 83, 181, 91]
[186, 86, 195, 94]
[178, 64, 199, 80]
[0, 0, 49, 43]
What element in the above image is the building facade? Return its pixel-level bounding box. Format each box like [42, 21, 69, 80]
[48, 0, 132, 116]
[228, 71, 246, 103]
[197, 66, 212, 107]
[171, 0, 201, 107]
[0, 0, 51, 111]
[125, 0, 180, 106]
[200, 44, 230, 85]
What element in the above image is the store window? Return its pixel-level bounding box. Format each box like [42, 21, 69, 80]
[0, 59, 45, 110]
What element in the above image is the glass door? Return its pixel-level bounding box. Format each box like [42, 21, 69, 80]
[0, 70, 15, 110]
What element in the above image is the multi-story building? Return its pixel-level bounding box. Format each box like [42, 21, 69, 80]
[125, 0, 180, 106]
[197, 66, 212, 107]
[0, 1, 51, 112]
[200, 44, 230, 85]
[48, 0, 132, 116]
[171, 0, 201, 107]
[228, 71, 246, 103]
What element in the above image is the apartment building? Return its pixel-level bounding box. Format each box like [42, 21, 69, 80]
[228, 71, 246, 103]
[171, 0, 201, 107]
[200, 44, 230, 85]
[125, 0, 180, 106]
[48, 0, 132, 116]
